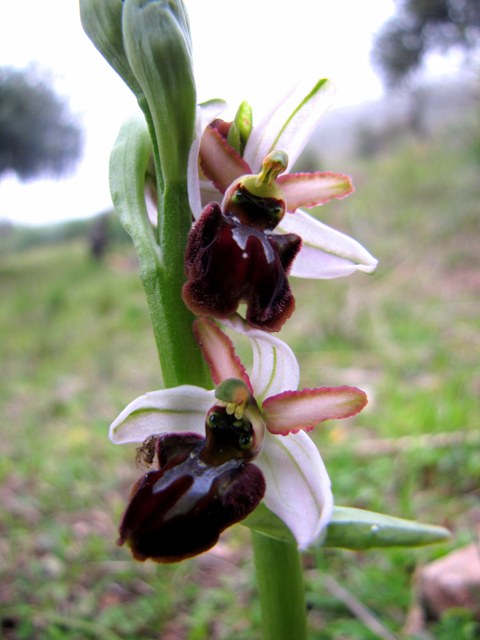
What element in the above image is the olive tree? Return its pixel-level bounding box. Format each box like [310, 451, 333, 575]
[0, 66, 83, 181]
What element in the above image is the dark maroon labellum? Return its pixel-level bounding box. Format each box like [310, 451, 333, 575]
[118, 428, 265, 563]
[183, 202, 301, 332]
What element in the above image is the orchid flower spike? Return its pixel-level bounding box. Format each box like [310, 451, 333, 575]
[183, 78, 378, 331]
[110, 316, 368, 561]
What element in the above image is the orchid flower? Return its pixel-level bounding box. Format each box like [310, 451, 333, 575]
[182, 79, 378, 331]
[188, 78, 378, 279]
[110, 316, 367, 561]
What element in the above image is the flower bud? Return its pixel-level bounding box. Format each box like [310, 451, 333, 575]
[227, 101, 253, 155]
[80, 0, 142, 97]
[122, 0, 196, 182]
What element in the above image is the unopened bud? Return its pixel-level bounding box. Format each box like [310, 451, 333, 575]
[122, 0, 196, 182]
[227, 101, 253, 155]
[80, 0, 142, 97]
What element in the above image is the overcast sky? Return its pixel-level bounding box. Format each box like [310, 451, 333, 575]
[1, 0, 400, 226]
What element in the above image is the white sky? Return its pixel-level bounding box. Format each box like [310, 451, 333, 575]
[0, 0, 399, 226]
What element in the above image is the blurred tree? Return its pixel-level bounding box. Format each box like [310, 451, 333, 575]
[372, 0, 480, 87]
[0, 66, 83, 181]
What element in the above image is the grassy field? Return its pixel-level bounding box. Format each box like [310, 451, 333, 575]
[1, 119, 479, 639]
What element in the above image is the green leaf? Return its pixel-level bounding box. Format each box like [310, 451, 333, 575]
[109, 117, 159, 267]
[323, 506, 451, 550]
[109, 117, 209, 388]
[242, 503, 296, 544]
[243, 504, 450, 550]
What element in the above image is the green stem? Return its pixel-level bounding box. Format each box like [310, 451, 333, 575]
[154, 180, 210, 387]
[252, 532, 308, 640]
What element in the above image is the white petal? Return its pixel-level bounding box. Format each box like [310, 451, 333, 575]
[187, 113, 204, 219]
[109, 385, 215, 444]
[244, 78, 334, 172]
[221, 315, 299, 401]
[188, 101, 226, 219]
[278, 210, 378, 278]
[199, 178, 222, 209]
[256, 432, 334, 549]
[144, 181, 158, 228]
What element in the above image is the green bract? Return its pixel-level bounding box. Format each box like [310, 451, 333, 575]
[109, 117, 209, 388]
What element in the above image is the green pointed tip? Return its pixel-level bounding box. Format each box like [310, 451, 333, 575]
[323, 506, 451, 550]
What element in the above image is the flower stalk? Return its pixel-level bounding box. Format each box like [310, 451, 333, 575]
[252, 533, 308, 640]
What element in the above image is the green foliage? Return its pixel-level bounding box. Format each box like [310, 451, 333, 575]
[0, 66, 82, 181]
[433, 609, 480, 640]
[1, 118, 479, 637]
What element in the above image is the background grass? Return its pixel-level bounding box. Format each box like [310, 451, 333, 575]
[1, 112, 479, 639]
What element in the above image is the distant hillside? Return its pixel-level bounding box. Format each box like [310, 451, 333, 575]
[0, 211, 129, 256]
